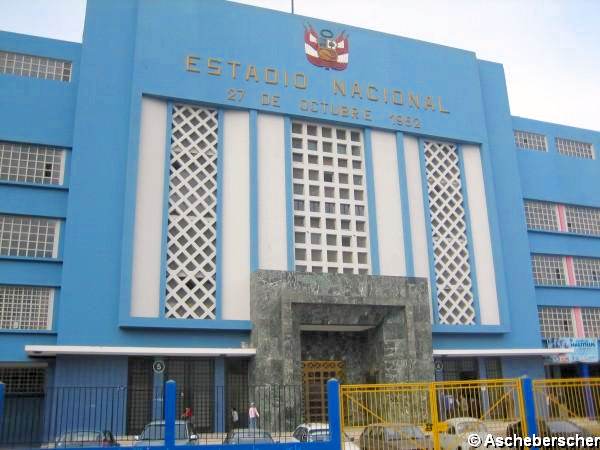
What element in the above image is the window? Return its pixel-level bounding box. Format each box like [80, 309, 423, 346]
[291, 120, 370, 274]
[0, 285, 53, 330]
[0, 214, 59, 258]
[0, 367, 45, 393]
[564, 204, 600, 236]
[524, 200, 558, 231]
[0, 50, 72, 82]
[0, 141, 65, 185]
[556, 137, 594, 159]
[573, 257, 600, 288]
[538, 306, 574, 339]
[514, 130, 547, 151]
[582, 308, 600, 338]
[531, 254, 566, 286]
[165, 104, 218, 320]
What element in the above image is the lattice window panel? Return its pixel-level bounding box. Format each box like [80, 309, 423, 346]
[523, 200, 559, 232]
[0, 50, 72, 82]
[538, 306, 574, 339]
[0, 141, 65, 185]
[0, 214, 59, 258]
[514, 130, 547, 151]
[423, 141, 475, 325]
[565, 204, 600, 236]
[556, 137, 594, 159]
[531, 254, 566, 286]
[573, 257, 600, 288]
[0, 367, 45, 394]
[0, 285, 53, 330]
[484, 358, 503, 379]
[582, 308, 600, 338]
[291, 121, 370, 274]
[165, 104, 218, 320]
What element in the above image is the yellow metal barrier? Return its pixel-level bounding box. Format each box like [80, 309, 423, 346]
[533, 378, 600, 435]
[341, 379, 527, 450]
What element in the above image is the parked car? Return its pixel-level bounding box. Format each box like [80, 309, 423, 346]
[506, 418, 589, 450]
[55, 430, 119, 447]
[133, 420, 198, 446]
[223, 428, 274, 444]
[291, 423, 359, 450]
[358, 423, 433, 450]
[438, 417, 495, 449]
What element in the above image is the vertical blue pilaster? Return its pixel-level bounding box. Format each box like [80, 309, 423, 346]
[363, 128, 380, 275]
[327, 378, 341, 450]
[521, 377, 539, 450]
[395, 132, 414, 277]
[249, 109, 259, 272]
[284, 117, 295, 271]
[152, 359, 165, 420]
[164, 380, 176, 447]
[579, 363, 596, 418]
[214, 357, 226, 433]
[0, 382, 5, 432]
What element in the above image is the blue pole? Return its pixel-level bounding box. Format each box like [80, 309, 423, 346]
[327, 379, 342, 450]
[521, 377, 539, 450]
[164, 380, 176, 447]
[579, 364, 596, 418]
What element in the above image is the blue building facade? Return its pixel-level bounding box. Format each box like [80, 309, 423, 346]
[1, 0, 600, 433]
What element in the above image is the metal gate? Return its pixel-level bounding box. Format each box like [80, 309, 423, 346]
[341, 379, 527, 450]
[303, 361, 344, 423]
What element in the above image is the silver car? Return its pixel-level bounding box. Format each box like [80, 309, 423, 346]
[133, 420, 198, 446]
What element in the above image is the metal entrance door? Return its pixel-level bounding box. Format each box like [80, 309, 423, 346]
[302, 360, 344, 422]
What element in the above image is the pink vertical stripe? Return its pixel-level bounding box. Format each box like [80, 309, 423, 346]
[557, 204, 567, 232]
[573, 307, 585, 338]
[565, 256, 576, 286]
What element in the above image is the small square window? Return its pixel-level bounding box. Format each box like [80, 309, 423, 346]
[358, 253, 367, 264]
[352, 160, 362, 170]
[295, 232, 305, 243]
[310, 217, 320, 228]
[293, 153, 303, 162]
[340, 188, 350, 199]
[294, 216, 305, 227]
[353, 175, 362, 185]
[359, 268, 368, 274]
[341, 236, 351, 247]
[311, 233, 321, 245]
[308, 140, 318, 151]
[296, 265, 306, 272]
[311, 249, 322, 261]
[292, 138, 303, 149]
[327, 251, 337, 262]
[324, 172, 334, 182]
[292, 123, 303, 134]
[293, 168, 303, 179]
[352, 146, 361, 156]
[326, 218, 336, 230]
[323, 142, 332, 153]
[308, 154, 318, 164]
[354, 190, 364, 201]
[340, 204, 350, 215]
[322, 127, 332, 138]
[310, 201, 320, 212]
[341, 220, 350, 230]
[309, 185, 320, 196]
[337, 144, 347, 154]
[338, 158, 348, 168]
[357, 236, 366, 248]
[344, 268, 354, 274]
[343, 252, 353, 263]
[356, 221, 365, 232]
[355, 205, 365, 216]
[323, 157, 333, 166]
[312, 266, 323, 273]
[327, 234, 337, 245]
[307, 125, 317, 136]
[350, 131, 361, 142]
[296, 248, 306, 260]
[293, 184, 303, 195]
[339, 174, 348, 184]
[324, 187, 335, 198]
[294, 200, 305, 211]
[325, 203, 336, 214]
[336, 129, 346, 140]
[309, 170, 319, 181]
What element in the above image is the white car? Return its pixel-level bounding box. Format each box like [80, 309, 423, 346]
[438, 417, 495, 450]
[291, 423, 359, 450]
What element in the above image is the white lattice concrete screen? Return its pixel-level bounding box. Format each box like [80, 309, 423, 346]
[291, 121, 370, 274]
[423, 141, 475, 325]
[165, 104, 218, 319]
[0, 285, 53, 330]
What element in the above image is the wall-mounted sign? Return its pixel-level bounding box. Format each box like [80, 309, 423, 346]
[545, 338, 599, 364]
[304, 24, 348, 71]
[153, 360, 166, 374]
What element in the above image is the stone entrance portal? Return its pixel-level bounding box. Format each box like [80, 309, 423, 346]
[249, 270, 434, 388]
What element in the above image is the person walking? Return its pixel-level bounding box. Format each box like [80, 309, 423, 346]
[231, 407, 239, 429]
[248, 402, 259, 429]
